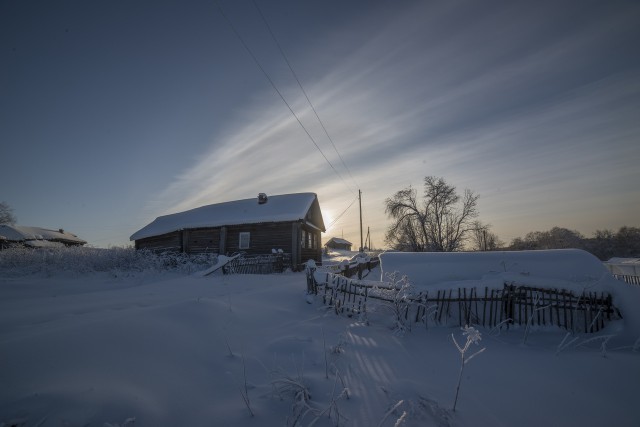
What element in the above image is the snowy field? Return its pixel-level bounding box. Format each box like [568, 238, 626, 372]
[1, 248, 640, 426]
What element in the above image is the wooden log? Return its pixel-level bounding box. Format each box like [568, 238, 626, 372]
[521, 288, 528, 326]
[414, 293, 423, 323]
[483, 287, 488, 327]
[570, 292, 578, 333]
[445, 289, 453, 326]
[489, 289, 495, 328]
[474, 287, 480, 326]
[424, 291, 429, 329]
[585, 292, 591, 333]
[535, 291, 541, 326]
[560, 291, 567, 330]
[498, 287, 505, 325]
[458, 288, 463, 326]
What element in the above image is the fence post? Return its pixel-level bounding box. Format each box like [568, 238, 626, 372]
[305, 260, 317, 295]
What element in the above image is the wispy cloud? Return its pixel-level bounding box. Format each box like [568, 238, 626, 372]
[147, 0, 640, 246]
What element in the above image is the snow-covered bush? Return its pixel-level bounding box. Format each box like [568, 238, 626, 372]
[0, 246, 217, 277]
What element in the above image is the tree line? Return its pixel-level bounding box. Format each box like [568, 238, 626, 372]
[509, 226, 640, 261]
[384, 176, 639, 260]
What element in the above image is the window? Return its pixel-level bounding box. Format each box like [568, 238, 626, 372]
[307, 232, 312, 249]
[239, 232, 250, 249]
[301, 230, 306, 248]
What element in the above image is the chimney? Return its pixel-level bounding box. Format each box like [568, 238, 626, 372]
[258, 193, 268, 204]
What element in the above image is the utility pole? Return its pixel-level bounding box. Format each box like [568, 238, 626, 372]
[359, 189, 363, 252]
[365, 226, 370, 250]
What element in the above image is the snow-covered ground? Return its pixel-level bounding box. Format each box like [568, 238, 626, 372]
[1, 249, 639, 426]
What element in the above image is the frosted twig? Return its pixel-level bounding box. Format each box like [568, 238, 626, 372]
[452, 325, 485, 411]
[235, 352, 254, 417]
[489, 318, 513, 336]
[555, 332, 580, 356]
[377, 400, 404, 427]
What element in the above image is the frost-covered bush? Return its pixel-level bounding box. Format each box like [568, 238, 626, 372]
[0, 246, 217, 277]
[370, 271, 415, 335]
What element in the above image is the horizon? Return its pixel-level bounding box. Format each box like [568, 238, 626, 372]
[2, 0, 639, 249]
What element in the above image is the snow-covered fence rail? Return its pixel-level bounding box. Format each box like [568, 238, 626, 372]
[223, 253, 291, 275]
[306, 272, 621, 334]
[612, 274, 640, 286]
[321, 257, 380, 279]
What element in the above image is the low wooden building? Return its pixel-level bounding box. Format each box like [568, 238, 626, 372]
[0, 225, 86, 249]
[130, 193, 325, 267]
[324, 237, 353, 251]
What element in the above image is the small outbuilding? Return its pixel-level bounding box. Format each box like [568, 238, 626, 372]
[324, 237, 353, 251]
[604, 257, 640, 285]
[0, 225, 86, 250]
[130, 193, 326, 268]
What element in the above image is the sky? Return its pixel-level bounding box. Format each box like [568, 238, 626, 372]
[1, 0, 639, 249]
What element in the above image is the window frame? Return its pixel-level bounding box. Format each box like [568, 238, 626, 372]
[239, 232, 250, 250]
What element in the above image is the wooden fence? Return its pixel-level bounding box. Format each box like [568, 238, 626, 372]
[613, 274, 640, 286]
[306, 271, 621, 334]
[223, 253, 291, 274]
[321, 257, 381, 279]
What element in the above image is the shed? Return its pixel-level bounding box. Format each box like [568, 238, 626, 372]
[130, 192, 326, 267]
[325, 237, 353, 251]
[0, 225, 86, 250]
[604, 258, 640, 277]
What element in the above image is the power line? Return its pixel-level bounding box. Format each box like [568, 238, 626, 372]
[327, 195, 358, 230]
[251, 0, 359, 192]
[215, 2, 356, 195]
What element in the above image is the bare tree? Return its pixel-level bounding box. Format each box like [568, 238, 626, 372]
[384, 176, 479, 251]
[384, 214, 426, 252]
[0, 201, 16, 225]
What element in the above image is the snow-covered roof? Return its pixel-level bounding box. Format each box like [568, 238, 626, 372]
[326, 237, 352, 246]
[24, 240, 66, 248]
[379, 249, 619, 292]
[0, 225, 86, 245]
[131, 192, 325, 241]
[604, 257, 640, 276]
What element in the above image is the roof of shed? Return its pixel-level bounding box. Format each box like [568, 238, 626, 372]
[130, 192, 325, 241]
[326, 237, 352, 245]
[0, 225, 86, 245]
[604, 257, 640, 276]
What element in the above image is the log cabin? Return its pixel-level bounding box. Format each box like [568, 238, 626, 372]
[0, 225, 86, 249]
[130, 192, 325, 268]
[324, 237, 353, 251]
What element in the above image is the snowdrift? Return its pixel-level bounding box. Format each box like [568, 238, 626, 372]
[379, 249, 617, 292]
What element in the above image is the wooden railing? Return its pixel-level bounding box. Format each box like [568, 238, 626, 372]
[223, 253, 291, 274]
